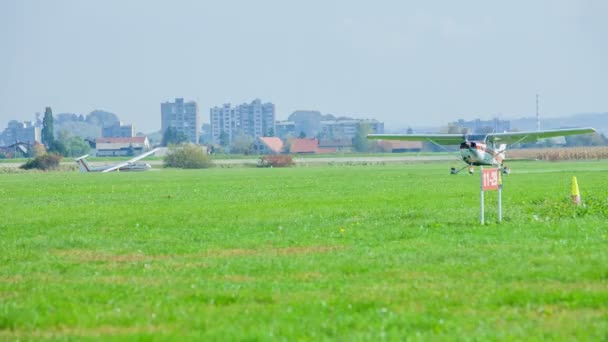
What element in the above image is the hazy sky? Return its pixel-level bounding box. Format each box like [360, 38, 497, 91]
[1, 0, 607, 133]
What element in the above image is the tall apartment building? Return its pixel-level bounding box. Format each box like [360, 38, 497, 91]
[210, 99, 275, 145]
[161, 98, 199, 144]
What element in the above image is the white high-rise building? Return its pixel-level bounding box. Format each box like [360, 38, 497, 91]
[161, 98, 199, 144]
[210, 104, 239, 146]
[210, 99, 275, 146]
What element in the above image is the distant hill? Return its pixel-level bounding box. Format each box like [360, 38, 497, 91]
[86, 110, 120, 128]
[511, 113, 608, 134]
[404, 112, 608, 135]
[54, 110, 121, 139]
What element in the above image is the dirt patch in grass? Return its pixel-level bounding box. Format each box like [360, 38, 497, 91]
[219, 274, 257, 282]
[52, 249, 173, 263]
[0, 325, 168, 338]
[205, 245, 345, 258]
[90, 275, 171, 286]
[292, 272, 324, 281]
[508, 280, 608, 292]
[53, 245, 345, 264]
[274, 245, 343, 255]
[482, 306, 607, 335]
[0, 275, 24, 284]
[207, 248, 258, 258]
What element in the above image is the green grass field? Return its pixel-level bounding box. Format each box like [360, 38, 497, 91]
[1, 161, 607, 340]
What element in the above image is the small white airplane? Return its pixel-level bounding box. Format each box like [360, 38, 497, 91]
[75, 148, 160, 173]
[368, 127, 596, 174]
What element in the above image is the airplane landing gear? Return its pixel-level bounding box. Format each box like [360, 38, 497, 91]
[450, 165, 470, 175]
[502, 166, 510, 174]
[450, 165, 476, 175]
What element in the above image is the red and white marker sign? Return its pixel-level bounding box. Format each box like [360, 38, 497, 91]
[481, 168, 500, 191]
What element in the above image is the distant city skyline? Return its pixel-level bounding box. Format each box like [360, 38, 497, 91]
[2, 1, 607, 133]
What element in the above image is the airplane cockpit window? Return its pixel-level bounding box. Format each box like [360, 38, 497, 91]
[466, 134, 486, 142]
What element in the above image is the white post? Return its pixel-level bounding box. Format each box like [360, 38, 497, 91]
[480, 166, 485, 225]
[498, 185, 502, 223]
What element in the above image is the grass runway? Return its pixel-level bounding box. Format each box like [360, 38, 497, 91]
[1, 161, 607, 340]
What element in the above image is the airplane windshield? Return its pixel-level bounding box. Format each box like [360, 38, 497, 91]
[466, 134, 486, 142]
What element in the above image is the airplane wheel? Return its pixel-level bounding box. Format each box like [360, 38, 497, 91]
[450, 167, 457, 175]
[468, 167, 474, 175]
[502, 167, 510, 174]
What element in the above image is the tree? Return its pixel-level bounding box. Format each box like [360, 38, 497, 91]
[231, 134, 254, 155]
[86, 110, 120, 128]
[267, 127, 275, 137]
[164, 144, 213, 169]
[298, 131, 306, 139]
[55, 129, 90, 157]
[41, 107, 54, 147]
[162, 127, 188, 146]
[352, 123, 371, 152]
[30, 143, 47, 157]
[127, 144, 135, 156]
[49, 140, 67, 156]
[565, 132, 607, 146]
[219, 131, 229, 147]
[446, 123, 467, 134]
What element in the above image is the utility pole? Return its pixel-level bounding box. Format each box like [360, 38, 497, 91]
[536, 94, 541, 132]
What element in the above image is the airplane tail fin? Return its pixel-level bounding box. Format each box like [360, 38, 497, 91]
[74, 155, 91, 172]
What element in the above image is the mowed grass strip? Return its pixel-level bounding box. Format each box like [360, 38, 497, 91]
[1, 161, 607, 339]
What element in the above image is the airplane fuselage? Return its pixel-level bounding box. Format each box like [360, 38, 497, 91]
[115, 162, 152, 172]
[459, 141, 504, 166]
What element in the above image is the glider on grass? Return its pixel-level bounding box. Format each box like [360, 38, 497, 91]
[75, 148, 160, 173]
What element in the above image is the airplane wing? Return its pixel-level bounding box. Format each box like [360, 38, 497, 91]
[486, 127, 596, 144]
[101, 148, 160, 173]
[74, 154, 90, 161]
[367, 133, 464, 145]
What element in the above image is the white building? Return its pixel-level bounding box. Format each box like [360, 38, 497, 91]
[275, 120, 296, 139]
[210, 99, 275, 145]
[210, 103, 239, 146]
[0, 121, 41, 145]
[161, 98, 199, 144]
[102, 123, 135, 138]
[95, 137, 150, 156]
[320, 119, 384, 140]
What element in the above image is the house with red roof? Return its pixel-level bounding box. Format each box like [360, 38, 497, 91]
[289, 138, 337, 154]
[254, 137, 284, 154]
[378, 140, 423, 153]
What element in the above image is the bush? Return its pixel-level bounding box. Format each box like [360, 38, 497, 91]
[258, 155, 295, 168]
[30, 143, 47, 157]
[20, 153, 62, 171]
[164, 144, 213, 169]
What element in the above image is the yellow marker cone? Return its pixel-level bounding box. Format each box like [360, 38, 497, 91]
[571, 176, 581, 205]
